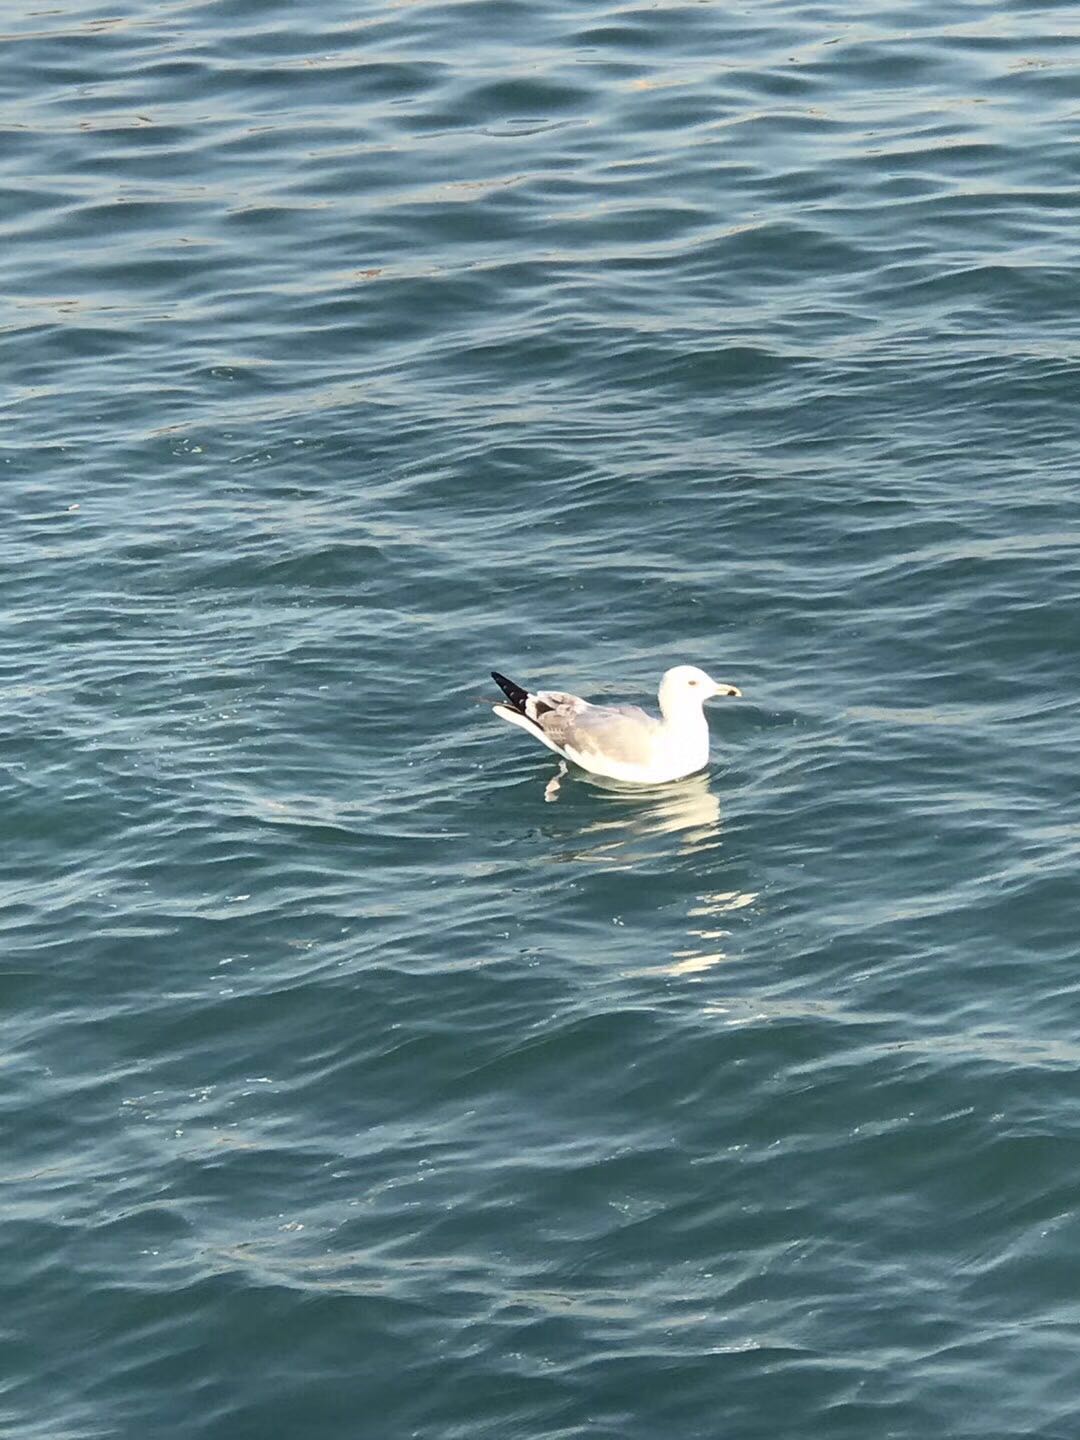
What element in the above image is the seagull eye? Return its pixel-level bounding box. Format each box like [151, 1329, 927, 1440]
[688, 679, 698, 687]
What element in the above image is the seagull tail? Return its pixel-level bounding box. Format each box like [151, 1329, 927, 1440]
[491, 670, 530, 715]
[491, 671, 567, 760]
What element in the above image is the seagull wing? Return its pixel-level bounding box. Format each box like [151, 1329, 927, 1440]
[490, 671, 661, 773]
[537, 702, 660, 768]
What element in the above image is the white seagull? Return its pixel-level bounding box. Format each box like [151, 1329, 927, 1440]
[491, 665, 742, 786]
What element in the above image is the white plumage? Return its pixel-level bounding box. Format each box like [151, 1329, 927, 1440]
[491, 665, 742, 786]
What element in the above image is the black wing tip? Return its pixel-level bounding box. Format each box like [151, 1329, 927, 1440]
[491, 670, 530, 713]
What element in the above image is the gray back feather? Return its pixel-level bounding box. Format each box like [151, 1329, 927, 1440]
[538, 703, 660, 765]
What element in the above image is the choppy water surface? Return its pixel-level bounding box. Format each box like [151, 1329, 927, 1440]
[4, 0, 1080, 1435]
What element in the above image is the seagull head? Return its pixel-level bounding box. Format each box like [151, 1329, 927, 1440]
[658, 665, 742, 716]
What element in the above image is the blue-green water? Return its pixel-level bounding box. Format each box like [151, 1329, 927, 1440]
[5, 1, 1080, 1435]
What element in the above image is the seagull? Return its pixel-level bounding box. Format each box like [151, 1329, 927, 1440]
[490, 665, 742, 787]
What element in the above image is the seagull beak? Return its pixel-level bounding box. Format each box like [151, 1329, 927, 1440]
[712, 682, 742, 698]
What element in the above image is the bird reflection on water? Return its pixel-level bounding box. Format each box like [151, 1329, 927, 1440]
[539, 768, 723, 870]
[536, 771, 757, 979]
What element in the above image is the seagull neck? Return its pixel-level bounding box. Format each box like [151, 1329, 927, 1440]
[658, 696, 708, 733]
